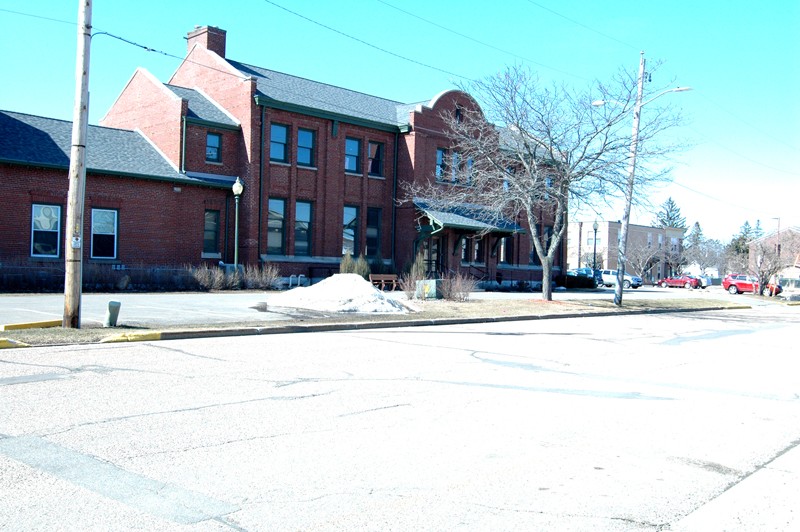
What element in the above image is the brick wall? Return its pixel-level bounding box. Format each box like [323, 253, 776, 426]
[0, 163, 230, 267]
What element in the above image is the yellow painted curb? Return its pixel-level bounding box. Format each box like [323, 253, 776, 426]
[100, 332, 163, 343]
[0, 320, 61, 331]
[0, 338, 30, 349]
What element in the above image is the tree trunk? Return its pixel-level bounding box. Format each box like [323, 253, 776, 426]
[541, 258, 553, 301]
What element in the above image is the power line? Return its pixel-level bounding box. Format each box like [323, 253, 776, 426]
[524, 0, 639, 51]
[0, 7, 73, 26]
[695, 92, 800, 153]
[261, 0, 471, 81]
[374, 0, 588, 80]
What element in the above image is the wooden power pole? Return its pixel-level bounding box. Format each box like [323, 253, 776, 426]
[63, 0, 92, 328]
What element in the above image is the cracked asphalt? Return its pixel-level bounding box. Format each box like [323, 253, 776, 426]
[1, 305, 799, 530]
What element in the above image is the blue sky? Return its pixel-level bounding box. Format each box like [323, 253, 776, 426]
[2, 0, 798, 242]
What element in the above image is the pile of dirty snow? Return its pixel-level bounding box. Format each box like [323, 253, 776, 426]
[267, 274, 408, 313]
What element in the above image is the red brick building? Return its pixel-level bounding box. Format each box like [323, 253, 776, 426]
[1, 26, 564, 287]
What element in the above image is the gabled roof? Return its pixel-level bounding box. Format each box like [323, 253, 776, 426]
[165, 85, 239, 128]
[414, 198, 523, 234]
[0, 110, 231, 188]
[229, 60, 412, 130]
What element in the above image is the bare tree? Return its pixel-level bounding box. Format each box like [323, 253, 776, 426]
[625, 240, 662, 283]
[403, 65, 685, 300]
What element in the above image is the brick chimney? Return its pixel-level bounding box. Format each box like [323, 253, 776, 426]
[186, 26, 226, 57]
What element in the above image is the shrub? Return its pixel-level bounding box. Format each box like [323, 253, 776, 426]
[399, 249, 427, 299]
[340, 252, 355, 274]
[353, 254, 371, 280]
[243, 263, 281, 290]
[440, 271, 478, 301]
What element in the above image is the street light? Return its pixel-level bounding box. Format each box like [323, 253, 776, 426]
[232, 177, 244, 268]
[594, 51, 691, 306]
[592, 220, 599, 271]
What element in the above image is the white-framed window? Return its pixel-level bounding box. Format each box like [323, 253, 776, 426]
[31, 204, 61, 258]
[91, 209, 118, 259]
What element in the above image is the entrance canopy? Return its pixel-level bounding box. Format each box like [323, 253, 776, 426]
[413, 199, 524, 234]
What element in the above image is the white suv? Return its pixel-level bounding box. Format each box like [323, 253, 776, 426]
[600, 269, 642, 289]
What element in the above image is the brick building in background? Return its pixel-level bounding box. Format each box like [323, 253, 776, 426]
[1, 26, 564, 286]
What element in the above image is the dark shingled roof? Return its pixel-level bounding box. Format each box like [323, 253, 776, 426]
[414, 198, 523, 234]
[228, 60, 411, 128]
[0, 110, 233, 188]
[165, 85, 239, 127]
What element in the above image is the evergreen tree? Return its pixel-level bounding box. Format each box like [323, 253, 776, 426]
[753, 219, 764, 239]
[653, 197, 687, 230]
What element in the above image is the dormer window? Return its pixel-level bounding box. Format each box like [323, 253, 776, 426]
[206, 133, 222, 163]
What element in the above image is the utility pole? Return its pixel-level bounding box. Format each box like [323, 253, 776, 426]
[63, 0, 92, 328]
[614, 51, 646, 307]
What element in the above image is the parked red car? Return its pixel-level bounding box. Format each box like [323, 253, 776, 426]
[722, 274, 782, 295]
[657, 275, 700, 289]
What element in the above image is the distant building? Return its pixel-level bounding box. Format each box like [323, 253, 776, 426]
[567, 220, 685, 282]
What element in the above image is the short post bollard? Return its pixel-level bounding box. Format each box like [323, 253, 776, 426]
[104, 301, 121, 327]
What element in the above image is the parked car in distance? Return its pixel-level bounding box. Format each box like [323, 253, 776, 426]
[657, 275, 700, 289]
[600, 269, 642, 289]
[722, 273, 782, 295]
[567, 267, 594, 278]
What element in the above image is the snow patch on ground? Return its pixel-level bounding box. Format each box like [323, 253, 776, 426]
[267, 274, 408, 313]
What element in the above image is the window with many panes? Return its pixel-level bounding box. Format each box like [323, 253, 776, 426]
[31, 204, 61, 258]
[91, 209, 118, 259]
[435, 148, 447, 180]
[294, 201, 312, 256]
[342, 206, 359, 256]
[297, 128, 315, 167]
[366, 207, 381, 257]
[270, 124, 289, 162]
[267, 199, 286, 255]
[368, 142, 384, 176]
[345, 137, 361, 173]
[203, 210, 220, 254]
[206, 133, 221, 163]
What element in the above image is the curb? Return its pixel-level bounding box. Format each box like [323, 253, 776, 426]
[0, 338, 30, 349]
[94, 305, 749, 344]
[0, 320, 61, 331]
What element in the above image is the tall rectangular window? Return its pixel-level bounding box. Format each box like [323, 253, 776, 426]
[203, 210, 220, 254]
[342, 205, 359, 256]
[435, 148, 447, 180]
[206, 133, 221, 163]
[267, 199, 286, 255]
[91, 209, 118, 259]
[270, 124, 289, 162]
[31, 204, 61, 258]
[461, 238, 470, 263]
[473, 237, 484, 263]
[366, 207, 381, 257]
[368, 142, 384, 176]
[451, 151, 461, 182]
[295, 201, 312, 256]
[297, 128, 315, 167]
[345, 137, 361, 173]
[500, 236, 514, 263]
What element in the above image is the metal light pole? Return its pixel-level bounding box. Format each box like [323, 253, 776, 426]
[232, 177, 244, 268]
[592, 220, 599, 271]
[593, 52, 691, 306]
